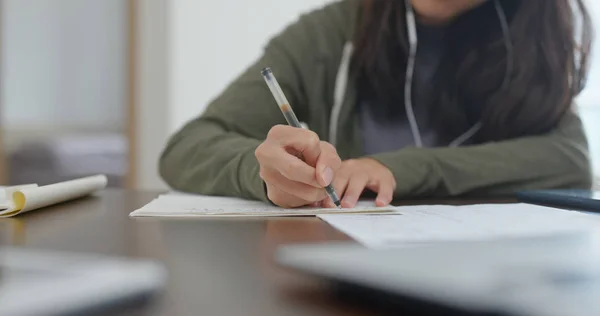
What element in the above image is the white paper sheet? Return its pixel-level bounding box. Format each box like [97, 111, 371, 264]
[0, 175, 107, 218]
[129, 194, 396, 217]
[318, 203, 600, 248]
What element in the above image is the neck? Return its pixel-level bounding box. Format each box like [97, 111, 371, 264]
[416, 14, 454, 26]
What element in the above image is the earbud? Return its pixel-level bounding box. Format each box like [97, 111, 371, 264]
[405, 0, 418, 47]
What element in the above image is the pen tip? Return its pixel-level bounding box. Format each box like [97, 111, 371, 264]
[334, 201, 342, 209]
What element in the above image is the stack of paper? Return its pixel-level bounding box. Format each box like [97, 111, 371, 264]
[318, 203, 600, 248]
[0, 175, 108, 218]
[129, 194, 395, 217]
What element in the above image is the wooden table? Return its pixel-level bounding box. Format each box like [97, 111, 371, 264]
[0, 189, 380, 316]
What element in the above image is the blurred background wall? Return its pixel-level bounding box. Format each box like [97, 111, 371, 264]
[1, 0, 127, 187]
[168, 0, 333, 132]
[2, 0, 125, 130]
[0, 0, 598, 191]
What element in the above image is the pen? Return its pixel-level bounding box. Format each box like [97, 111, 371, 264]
[261, 67, 342, 208]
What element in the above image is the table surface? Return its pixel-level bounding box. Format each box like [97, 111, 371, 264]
[1, 189, 389, 316]
[1, 190, 514, 315]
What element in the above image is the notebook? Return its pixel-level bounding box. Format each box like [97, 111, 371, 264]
[129, 193, 395, 217]
[318, 203, 600, 248]
[0, 175, 107, 218]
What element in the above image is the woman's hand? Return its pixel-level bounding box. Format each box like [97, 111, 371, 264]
[255, 125, 342, 208]
[321, 158, 396, 208]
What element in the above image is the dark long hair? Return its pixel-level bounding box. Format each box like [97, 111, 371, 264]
[352, 0, 593, 142]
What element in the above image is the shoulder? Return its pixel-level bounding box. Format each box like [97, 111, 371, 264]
[303, 0, 361, 40]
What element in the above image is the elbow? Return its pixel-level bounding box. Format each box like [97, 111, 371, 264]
[567, 163, 593, 190]
[158, 138, 194, 193]
[158, 131, 217, 195]
[561, 146, 593, 190]
[158, 117, 213, 193]
[158, 118, 237, 195]
[158, 143, 181, 191]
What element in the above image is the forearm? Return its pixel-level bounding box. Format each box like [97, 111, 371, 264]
[369, 133, 592, 198]
[159, 119, 267, 201]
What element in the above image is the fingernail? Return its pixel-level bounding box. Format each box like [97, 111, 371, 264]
[321, 167, 333, 186]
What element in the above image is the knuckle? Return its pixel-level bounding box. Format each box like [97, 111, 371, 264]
[347, 178, 365, 191]
[306, 131, 320, 147]
[331, 159, 342, 171]
[255, 142, 280, 163]
[258, 167, 268, 181]
[320, 141, 332, 149]
[254, 145, 265, 160]
[344, 159, 357, 168]
[320, 142, 341, 163]
[333, 154, 342, 166]
[336, 166, 351, 178]
[255, 142, 273, 160]
[267, 125, 287, 139]
[320, 141, 337, 154]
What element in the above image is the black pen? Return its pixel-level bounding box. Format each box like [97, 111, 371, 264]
[261, 67, 342, 208]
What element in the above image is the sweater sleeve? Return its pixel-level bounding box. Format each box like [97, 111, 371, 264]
[369, 110, 593, 198]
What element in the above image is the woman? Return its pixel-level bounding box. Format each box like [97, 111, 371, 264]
[160, 0, 594, 208]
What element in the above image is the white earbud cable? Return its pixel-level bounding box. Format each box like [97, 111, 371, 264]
[403, 0, 422, 148]
[494, 0, 513, 90]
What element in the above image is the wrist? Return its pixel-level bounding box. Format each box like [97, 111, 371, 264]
[367, 148, 433, 197]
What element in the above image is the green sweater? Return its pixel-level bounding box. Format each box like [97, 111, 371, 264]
[159, 0, 592, 201]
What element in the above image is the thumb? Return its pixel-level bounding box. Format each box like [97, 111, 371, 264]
[315, 142, 341, 187]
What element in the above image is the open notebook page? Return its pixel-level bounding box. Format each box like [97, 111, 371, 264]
[318, 203, 600, 248]
[129, 194, 395, 217]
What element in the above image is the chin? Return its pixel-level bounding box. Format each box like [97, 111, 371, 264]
[410, 0, 486, 23]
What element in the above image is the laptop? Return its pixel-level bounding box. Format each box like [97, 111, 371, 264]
[276, 232, 600, 316]
[0, 247, 167, 316]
